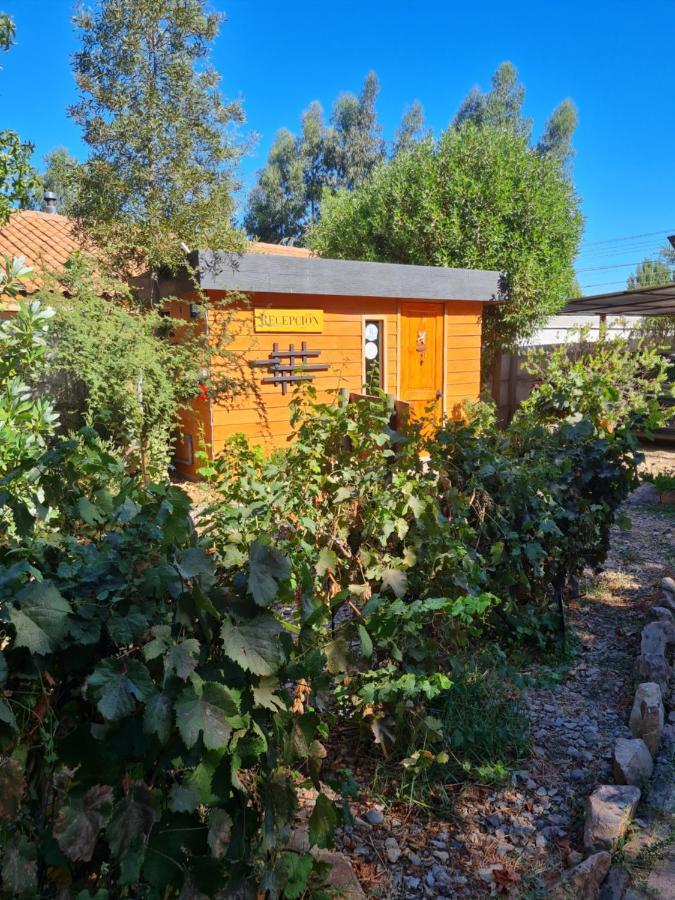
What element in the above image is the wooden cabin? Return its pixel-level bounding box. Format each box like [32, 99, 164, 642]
[161, 245, 503, 478]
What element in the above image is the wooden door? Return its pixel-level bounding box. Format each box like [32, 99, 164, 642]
[400, 302, 444, 418]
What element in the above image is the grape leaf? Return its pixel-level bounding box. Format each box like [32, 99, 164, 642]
[165, 639, 200, 681]
[252, 675, 286, 711]
[174, 683, 239, 751]
[308, 793, 337, 849]
[381, 567, 408, 598]
[143, 692, 172, 744]
[221, 614, 285, 675]
[0, 757, 24, 821]
[9, 581, 72, 655]
[281, 851, 315, 899]
[357, 624, 373, 658]
[86, 659, 155, 721]
[247, 542, 291, 606]
[315, 547, 337, 577]
[1, 838, 37, 895]
[169, 784, 199, 813]
[0, 699, 16, 730]
[54, 784, 114, 862]
[207, 809, 232, 858]
[107, 782, 157, 857]
[176, 547, 214, 580]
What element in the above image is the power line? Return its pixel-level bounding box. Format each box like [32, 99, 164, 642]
[581, 228, 675, 248]
[578, 240, 667, 259]
[578, 260, 657, 273]
[579, 280, 632, 289]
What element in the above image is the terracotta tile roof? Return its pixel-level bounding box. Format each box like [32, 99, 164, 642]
[248, 241, 314, 258]
[0, 210, 81, 294]
[0, 211, 314, 303]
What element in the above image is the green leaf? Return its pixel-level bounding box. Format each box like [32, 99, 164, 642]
[86, 659, 155, 721]
[2, 838, 37, 896]
[252, 675, 286, 712]
[221, 614, 285, 676]
[247, 542, 291, 606]
[357, 624, 373, 658]
[174, 683, 239, 751]
[315, 547, 337, 577]
[165, 639, 200, 681]
[0, 652, 7, 685]
[176, 547, 214, 580]
[9, 581, 72, 655]
[77, 496, 105, 526]
[0, 757, 24, 821]
[0, 699, 16, 730]
[207, 809, 232, 858]
[308, 793, 337, 849]
[143, 692, 172, 745]
[281, 851, 315, 899]
[143, 625, 171, 661]
[54, 785, 114, 862]
[107, 610, 148, 646]
[169, 784, 199, 813]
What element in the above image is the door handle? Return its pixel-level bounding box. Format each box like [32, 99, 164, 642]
[435, 390, 443, 400]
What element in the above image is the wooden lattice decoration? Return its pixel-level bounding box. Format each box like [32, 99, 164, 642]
[249, 342, 330, 395]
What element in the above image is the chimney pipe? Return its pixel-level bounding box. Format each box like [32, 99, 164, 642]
[43, 192, 57, 214]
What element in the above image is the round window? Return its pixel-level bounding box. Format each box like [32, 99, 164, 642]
[364, 323, 379, 342]
[364, 341, 379, 360]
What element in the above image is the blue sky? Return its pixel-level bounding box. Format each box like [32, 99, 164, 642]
[5, 0, 675, 291]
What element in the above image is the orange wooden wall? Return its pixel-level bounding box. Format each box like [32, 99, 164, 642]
[173, 292, 484, 477]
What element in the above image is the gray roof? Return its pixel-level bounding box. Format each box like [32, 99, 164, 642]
[159, 249, 505, 303]
[562, 283, 675, 316]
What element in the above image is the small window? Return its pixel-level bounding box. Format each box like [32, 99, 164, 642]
[364, 319, 384, 390]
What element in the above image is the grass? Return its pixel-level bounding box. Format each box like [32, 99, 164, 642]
[370, 666, 532, 812]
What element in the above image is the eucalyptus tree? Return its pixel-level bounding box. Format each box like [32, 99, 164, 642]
[392, 100, 428, 157]
[0, 13, 38, 225]
[69, 0, 245, 287]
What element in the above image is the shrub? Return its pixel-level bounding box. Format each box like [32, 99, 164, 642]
[0, 298, 59, 533]
[0, 433, 343, 897]
[43, 255, 205, 481]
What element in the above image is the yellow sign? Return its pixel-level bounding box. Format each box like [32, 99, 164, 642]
[254, 308, 324, 333]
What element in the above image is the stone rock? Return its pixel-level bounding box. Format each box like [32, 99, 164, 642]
[384, 836, 401, 863]
[612, 737, 654, 786]
[650, 606, 675, 624]
[636, 622, 675, 692]
[313, 850, 366, 899]
[640, 620, 675, 654]
[364, 809, 384, 825]
[550, 851, 611, 899]
[661, 576, 675, 595]
[629, 682, 665, 756]
[598, 864, 630, 900]
[583, 785, 641, 853]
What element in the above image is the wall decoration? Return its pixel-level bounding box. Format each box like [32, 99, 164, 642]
[249, 342, 330, 395]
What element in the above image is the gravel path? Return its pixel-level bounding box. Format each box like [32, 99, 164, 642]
[323, 471, 675, 897]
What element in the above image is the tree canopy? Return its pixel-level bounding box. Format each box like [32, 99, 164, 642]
[244, 72, 396, 244]
[627, 248, 674, 289]
[69, 0, 245, 282]
[0, 14, 38, 226]
[308, 123, 583, 358]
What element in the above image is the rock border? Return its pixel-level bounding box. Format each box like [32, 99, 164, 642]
[551, 576, 675, 899]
